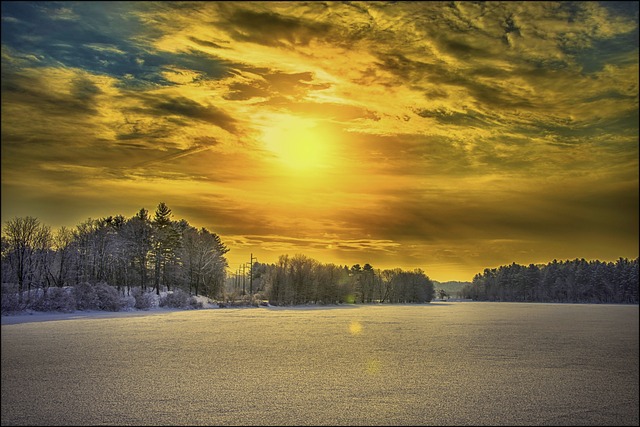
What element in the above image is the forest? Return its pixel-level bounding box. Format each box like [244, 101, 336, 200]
[461, 258, 638, 304]
[1, 202, 435, 314]
[2, 203, 637, 314]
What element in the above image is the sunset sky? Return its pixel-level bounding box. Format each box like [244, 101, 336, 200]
[1, 1, 638, 282]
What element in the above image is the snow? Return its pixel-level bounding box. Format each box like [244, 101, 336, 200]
[2, 302, 638, 425]
[1, 292, 220, 325]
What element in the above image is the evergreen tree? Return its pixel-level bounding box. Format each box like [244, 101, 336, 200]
[151, 202, 181, 295]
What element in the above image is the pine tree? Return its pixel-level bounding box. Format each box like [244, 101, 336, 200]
[151, 202, 181, 295]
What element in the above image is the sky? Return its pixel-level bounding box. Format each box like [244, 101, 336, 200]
[1, 1, 638, 282]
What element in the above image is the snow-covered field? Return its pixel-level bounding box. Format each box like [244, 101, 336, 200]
[2, 302, 638, 425]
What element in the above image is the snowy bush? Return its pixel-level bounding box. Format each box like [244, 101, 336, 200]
[119, 294, 136, 311]
[71, 282, 125, 312]
[93, 282, 123, 312]
[73, 282, 100, 310]
[190, 296, 203, 309]
[132, 288, 155, 310]
[30, 287, 76, 313]
[159, 288, 202, 309]
[1, 283, 21, 314]
[159, 288, 191, 309]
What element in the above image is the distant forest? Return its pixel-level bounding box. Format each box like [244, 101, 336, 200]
[461, 258, 638, 304]
[432, 281, 469, 298]
[1, 203, 637, 314]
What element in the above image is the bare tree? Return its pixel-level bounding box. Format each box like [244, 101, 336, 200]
[120, 209, 152, 291]
[2, 217, 52, 304]
[47, 226, 74, 288]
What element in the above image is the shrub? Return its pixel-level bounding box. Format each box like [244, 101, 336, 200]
[28, 289, 52, 312]
[73, 282, 99, 310]
[31, 287, 76, 313]
[94, 282, 123, 312]
[159, 288, 191, 309]
[120, 294, 136, 311]
[132, 288, 155, 310]
[159, 288, 204, 309]
[1, 283, 21, 314]
[189, 296, 203, 309]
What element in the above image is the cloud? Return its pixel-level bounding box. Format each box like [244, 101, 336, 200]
[147, 95, 237, 132]
[2, 1, 637, 281]
[83, 43, 126, 55]
[48, 7, 80, 21]
[223, 69, 329, 102]
[222, 7, 333, 47]
[1, 68, 101, 117]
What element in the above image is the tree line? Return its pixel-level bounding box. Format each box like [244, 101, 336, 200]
[238, 256, 435, 306]
[1, 204, 436, 312]
[461, 258, 638, 304]
[3, 203, 636, 312]
[1, 202, 229, 309]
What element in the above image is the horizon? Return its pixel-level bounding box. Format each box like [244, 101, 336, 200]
[2, 1, 638, 283]
[2, 208, 637, 284]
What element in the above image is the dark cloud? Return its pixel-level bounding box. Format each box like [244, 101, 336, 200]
[222, 8, 333, 47]
[415, 108, 495, 128]
[188, 36, 230, 49]
[70, 77, 102, 101]
[337, 179, 639, 251]
[1, 70, 99, 116]
[157, 49, 233, 82]
[441, 38, 489, 58]
[264, 71, 313, 90]
[371, 50, 536, 111]
[372, 52, 437, 88]
[224, 81, 271, 101]
[114, 120, 173, 144]
[223, 70, 328, 101]
[132, 95, 237, 133]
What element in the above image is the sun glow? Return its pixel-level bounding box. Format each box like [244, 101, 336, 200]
[262, 115, 334, 171]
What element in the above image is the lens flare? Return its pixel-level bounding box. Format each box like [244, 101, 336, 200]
[349, 321, 363, 335]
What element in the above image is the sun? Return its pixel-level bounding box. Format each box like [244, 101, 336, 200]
[262, 115, 332, 171]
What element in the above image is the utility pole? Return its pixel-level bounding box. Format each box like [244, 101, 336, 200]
[235, 269, 239, 293]
[241, 263, 246, 296]
[249, 253, 257, 294]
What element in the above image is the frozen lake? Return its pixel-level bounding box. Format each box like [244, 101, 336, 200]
[1, 302, 638, 426]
